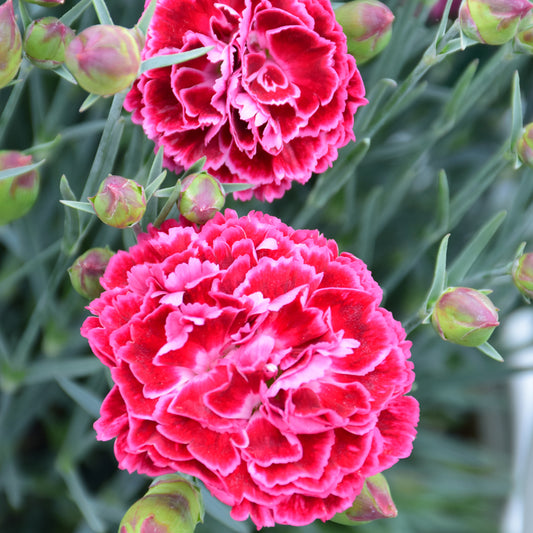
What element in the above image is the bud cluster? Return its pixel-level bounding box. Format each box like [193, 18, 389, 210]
[1, 1, 142, 95]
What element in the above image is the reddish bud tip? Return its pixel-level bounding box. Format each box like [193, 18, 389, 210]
[431, 287, 499, 347]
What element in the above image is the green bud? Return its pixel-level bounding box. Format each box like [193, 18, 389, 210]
[431, 287, 499, 347]
[335, 0, 394, 64]
[65, 24, 141, 96]
[178, 171, 226, 225]
[89, 175, 146, 229]
[0, 150, 40, 225]
[516, 123, 533, 166]
[332, 473, 397, 525]
[459, 0, 532, 45]
[512, 252, 533, 302]
[119, 475, 204, 533]
[0, 0, 22, 89]
[68, 247, 114, 299]
[24, 17, 75, 70]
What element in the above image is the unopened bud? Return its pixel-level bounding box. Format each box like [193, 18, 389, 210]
[516, 123, 533, 166]
[65, 24, 141, 96]
[23, 0, 64, 6]
[431, 287, 499, 347]
[68, 247, 114, 299]
[0, 150, 40, 225]
[335, 0, 394, 64]
[0, 0, 22, 89]
[332, 473, 397, 525]
[178, 171, 226, 225]
[459, 0, 532, 45]
[89, 175, 146, 228]
[119, 474, 204, 533]
[24, 17, 74, 70]
[512, 252, 533, 301]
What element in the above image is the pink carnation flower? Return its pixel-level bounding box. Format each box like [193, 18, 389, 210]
[81, 210, 418, 528]
[124, 0, 367, 202]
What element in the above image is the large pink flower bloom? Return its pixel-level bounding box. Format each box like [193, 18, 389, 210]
[82, 210, 418, 528]
[124, 0, 367, 202]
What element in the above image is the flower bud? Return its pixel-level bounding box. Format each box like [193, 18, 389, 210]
[119, 474, 204, 533]
[89, 175, 146, 229]
[178, 171, 226, 225]
[458, 0, 532, 45]
[24, 17, 74, 70]
[65, 24, 141, 96]
[23, 0, 64, 6]
[512, 252, 533, 301]
[0, 0, 22, 89]
[516, 123, 533, 167]
[0, 150, 40, 225]
[431, 287, 499, 347]
[335, 0, 394, 65]
[332, 473, 397, 525]
[68, 247, 114, 299]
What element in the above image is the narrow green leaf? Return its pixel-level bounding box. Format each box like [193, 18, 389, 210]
[53, 65, 78, 85]
[91, 0, 113, 25]
[79, 93, 102, 113]
[476, 342, 504, 362]
[145, 171, 168, 200]
[442, 59, 478, 123]
[221, 183, 256, 194]
[509, 71, 523, 167]
[137, 0, 157, 33]
[56, 376, 102, 418]
[0, 62, 31, 146]
[60, 175, 81, 253]
[60, 0, 93, 26]
[182, 157, 207, 178]
[24, 358, 103, 385]
[422, 234, 450, 315]
[140, 47, 213, 74]
[58, 466, 106, 533]
[357, 78, 397, 134]
[154, 181, 182, 227]
[147, 146, 165, 184]
[356, 185, 383, 265]
[293, 138, 370, 228]
[447, 211, 506, 286]
[449, 145, 508, 227]
[436, 169, 450, 232]
[0, 159, 45, 181]
[201, 487, 249, 533]
[60, 200, 97, 215]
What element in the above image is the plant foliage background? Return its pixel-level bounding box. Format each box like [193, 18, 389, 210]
[1, 0, 533, 532]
